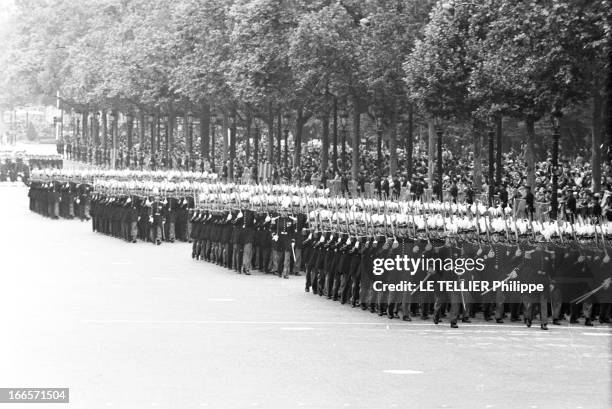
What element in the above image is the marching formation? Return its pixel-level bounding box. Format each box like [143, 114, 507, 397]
[27, 169, 612, 330]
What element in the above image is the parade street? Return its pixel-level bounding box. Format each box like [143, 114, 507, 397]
[0, 185, 610, 409]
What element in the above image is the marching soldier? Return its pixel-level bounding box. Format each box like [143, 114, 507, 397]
[277, 205, 296, 279]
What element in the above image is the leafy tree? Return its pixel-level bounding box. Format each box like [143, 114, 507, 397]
[470, 0, 609, 190]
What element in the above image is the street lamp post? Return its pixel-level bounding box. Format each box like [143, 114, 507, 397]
[340, 109, 348, 171]
[376, 115, 383, 175]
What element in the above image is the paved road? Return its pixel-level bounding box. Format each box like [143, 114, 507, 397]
[0, 185, 610, 409]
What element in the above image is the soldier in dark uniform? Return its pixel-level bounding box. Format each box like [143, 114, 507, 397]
[150, 197, 164, 245]
[240, 209, 256, 275]
[220, 211, 232, 267]
[293, 212, 308, 275]
[347, 235, 365, 307]
[398, 232, 417, 321]
[303, 227, 319, 292]
[48, 182, 60, 219]
[163, 197, 177, 242]
[431, 237, 463, 328]
[360, 233, 386, 311]
[268, 214, 281, 274]
[231, 210, 244, 272]
[253, 212, 269, 271]
[78, 183, 92, 221]
[277, 210, 296, 279]
[522, 242, 551, 330]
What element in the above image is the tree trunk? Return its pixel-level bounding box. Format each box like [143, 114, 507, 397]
[200, 102, 210, 161]
[388, 116, 398, 176]
[222, 112, 228, 167]
[101, 110, 107, 150]
[267, 101, 274, 163]
[406, 105, 413, 179]
[351, 95, 360, 180]
[592, 90, 603, 193]
[127, 114, 133, 151]
[495, 115, 502, 186]
[89, 113, 94, 143]
[168, 108, 175, 155]
[245, 112, 252, 162]
[472, 119, 483, 194]
[437, 125, 443, 201]
[139, 111, 145, 152]
[111, 110, 118, 169]
[254, 122, 260, 167]
[150, 114, 156, 155]
[276, 110, 282, 166]
[321, 114, 329, 177]
[488, 127, 494, 204]
[427, 120, 434, 187]
[93, 112, 100, 145]
[82, 111, 88, 143]
[525, 116, 536, 188]
[157, 115, 161, 153]
[295, 108, 304, 168]
[332, 98, 338, 171]
[126, 113, 133, 167]
[184, 112, 190, 156]
[210, 118, 216, 170]
[229, 108, 237, 180]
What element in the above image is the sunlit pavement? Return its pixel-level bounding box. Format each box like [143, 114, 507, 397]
[0, 185, 610, 409]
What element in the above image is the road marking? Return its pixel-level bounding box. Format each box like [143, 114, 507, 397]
[382, 369, 423, 375]
[582, 332, 612, 336]
[81, 319, 612, 332]
[207, 298, 236, 302]
[111, 262, 133, 265]
[281, 327, 314, 331]
[152, 277, 176, 281]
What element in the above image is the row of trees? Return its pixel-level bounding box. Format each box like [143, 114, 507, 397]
[0, 0, 609, 196]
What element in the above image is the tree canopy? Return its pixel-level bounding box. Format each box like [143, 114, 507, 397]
[0, 0, 608, 187]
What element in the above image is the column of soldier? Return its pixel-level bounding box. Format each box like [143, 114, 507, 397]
[28, 168, 219, 244]
[27, 169, 612, 330]
[1, 152, 61, 183]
